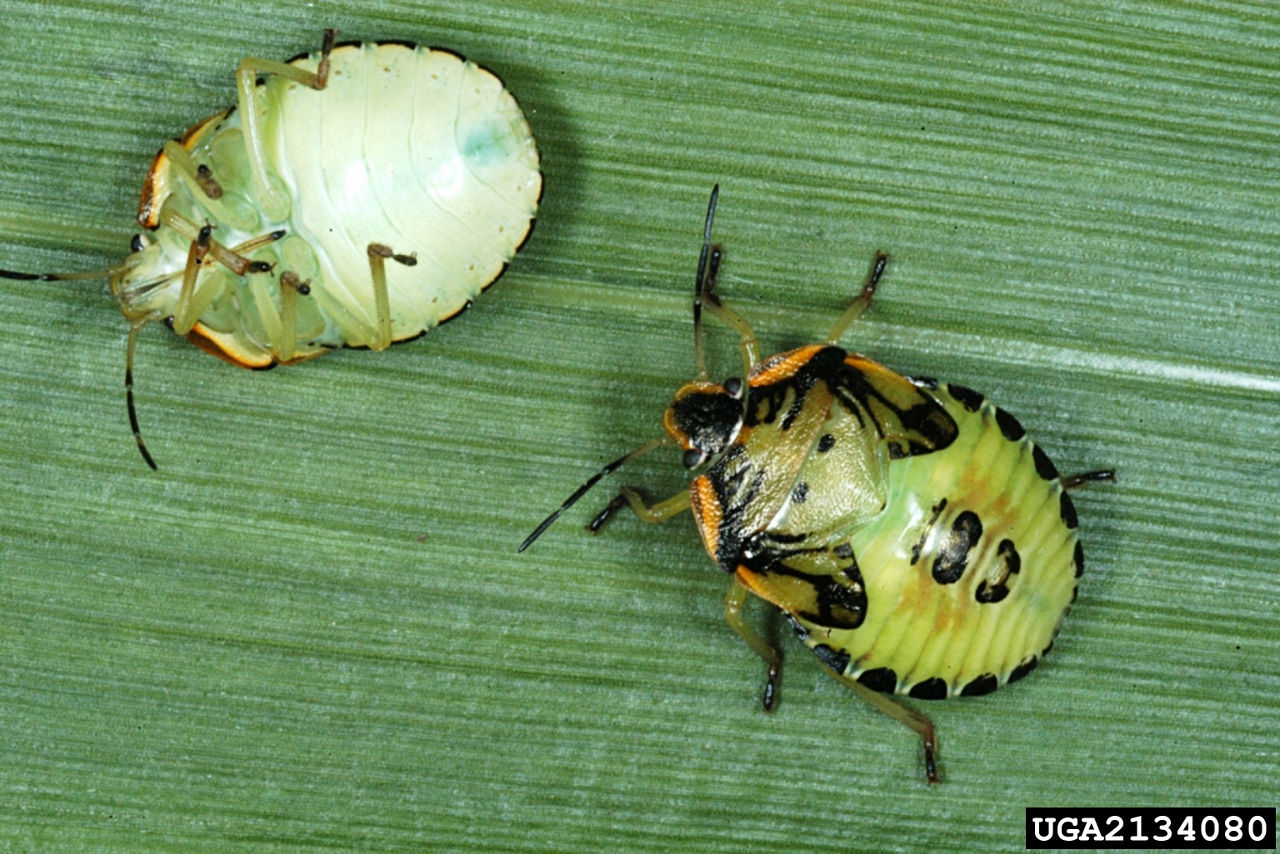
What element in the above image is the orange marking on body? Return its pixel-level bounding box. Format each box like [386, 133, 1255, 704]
[749, 344, 826, 386]
[690, 475, 722, 560]
[734, 565, 771, 600]
[137, 148, 170, 229]
[186, 324, 273, 368]
[732, 564, 804, 615]
[661, 406, 687, 448]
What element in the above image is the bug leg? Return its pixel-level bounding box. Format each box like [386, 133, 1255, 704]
[161, 141, 223, 199]
[1061, 469, 1117, 490]
[155, 209, 273, 279]
[170, 224, 213, 335]
[691, 187, 758, 376]
[274, 271, 311, 364]
[724, 581, 783, 712]
[237, 28, 335, 91]
[236, 30, 336, 220]
[156, 140, 239, 221]
[365, 244, 419, 350]
[825, 251, 889, 344]
[155, 141, 260, 234]
[826, 668, 941, 783]
[699, 245, 761, 375]
[163, 222, 277, 337]
[587, 486, 690, 533]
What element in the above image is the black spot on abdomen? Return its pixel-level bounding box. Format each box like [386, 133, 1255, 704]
[857, 667, 898, 693]
[932, 510, 983, 584]
[995, 407, 1025, 442]
[910, 498, 948, 565]
[908, 677, 949, 700]
[812, 643, 851, 675]
[976, 538, 1021, 604]
[1060, 491, 1079, 529]
[960, 673, 999, 696]
[948, 384, 984, 412]
[1008, 655, 1040, 684]
[1033, 444, 1058, 481]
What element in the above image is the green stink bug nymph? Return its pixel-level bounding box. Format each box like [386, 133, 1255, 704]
[1, 31, 542, 468]
[521, 186, 1113, 783]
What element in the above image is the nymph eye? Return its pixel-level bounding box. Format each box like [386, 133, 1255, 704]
[683, 448, 707, 469]
[723, 377, 744, 399]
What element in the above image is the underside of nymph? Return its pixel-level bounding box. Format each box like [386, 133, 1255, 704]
[0, 31, 424, 469]
[114, 29, 426, 366]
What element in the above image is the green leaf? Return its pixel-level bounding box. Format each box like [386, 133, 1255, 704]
[1, 1, 1276, 850]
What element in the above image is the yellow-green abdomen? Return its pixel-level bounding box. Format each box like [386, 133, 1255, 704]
[795, 380, 1083, 699]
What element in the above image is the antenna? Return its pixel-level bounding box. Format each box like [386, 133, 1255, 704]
[692, 184, 719, 379]
[0, 264, 157, 467]
[518, 437, 670, 552]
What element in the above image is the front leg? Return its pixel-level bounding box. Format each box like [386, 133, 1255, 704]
[588, 486, 691, 533]
[698, 245, 760, 375]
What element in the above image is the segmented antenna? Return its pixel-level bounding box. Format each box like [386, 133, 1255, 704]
[0, 265, 159, 467]
[518, 437, 669, 552]
[692, 184, 719, 380]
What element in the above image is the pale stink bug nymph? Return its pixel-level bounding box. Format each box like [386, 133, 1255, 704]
[521, 186, 1113, 783]
[1, 30, 542, 468]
